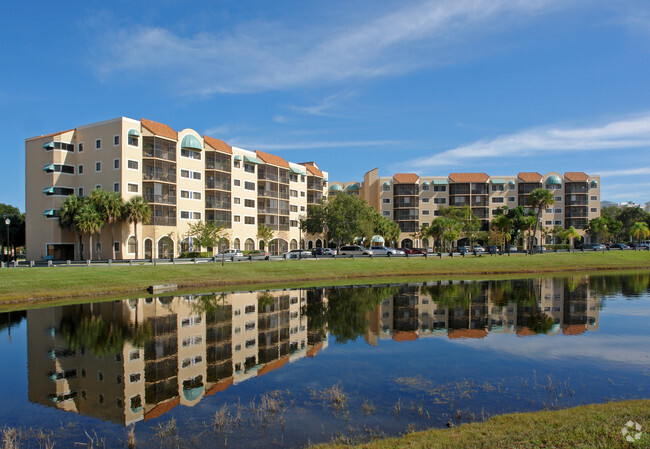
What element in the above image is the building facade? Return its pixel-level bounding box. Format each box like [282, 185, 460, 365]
[331, 168, 601, 248]
[25, 117, 328, 260]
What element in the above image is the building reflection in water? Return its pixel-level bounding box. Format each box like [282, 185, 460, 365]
[26, 277, 600, 426]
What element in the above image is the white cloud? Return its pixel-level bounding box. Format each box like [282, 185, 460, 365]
[290, 91, 359, 116]
[401, 114, 650, 170]
[95, 0, 566, 94]
[227, 139, 406, 151]
[596, 167, 650, 177]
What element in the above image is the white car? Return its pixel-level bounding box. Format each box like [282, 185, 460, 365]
[472, 245, 485, 253]
[338, 245, 374, 256]
[283, 249, 311, 259]
[221, 249, 243, 257]
[369, 246, 405, 256]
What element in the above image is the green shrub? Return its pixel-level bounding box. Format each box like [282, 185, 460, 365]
[179, 252, 212, 258]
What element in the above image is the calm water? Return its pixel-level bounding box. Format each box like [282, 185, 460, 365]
[1, 274, 649, 448]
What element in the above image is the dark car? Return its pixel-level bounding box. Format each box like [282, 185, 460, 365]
[456, 246, 471, 254]
[399, 248, 425, 254]
[611, 243, 630, 250]
[486, 245, 500, 253]
[312, 248, 336, 256]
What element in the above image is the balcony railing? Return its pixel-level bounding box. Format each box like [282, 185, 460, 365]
[143, 149, 176, 161]
[258, 206, 278, 214]
[206, 201, 231, 209]
[144, 194, 176, 205]
[565, 184, 588, 194]
[143, 172, 177, 183]
[258, 189, 278, 198]
[206, 181, 230, 190]
[149, 217, 177, 226]
[205, 161, 231, 172]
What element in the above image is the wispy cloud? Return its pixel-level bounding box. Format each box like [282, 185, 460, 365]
[95, 0, 566, 95]
[400, 114, 650, 170]
[290, 91, 358, 116]
[227, 139, 406, 151]
[596, 167, 650, 177]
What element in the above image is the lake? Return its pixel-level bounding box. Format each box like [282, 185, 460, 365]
[1, 273, 649, 448]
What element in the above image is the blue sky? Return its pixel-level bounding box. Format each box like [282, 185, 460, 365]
[3, 0, 650, 211]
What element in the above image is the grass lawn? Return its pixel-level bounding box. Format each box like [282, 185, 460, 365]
[313, 399, 650, 449]
[1, 251, 649, 307]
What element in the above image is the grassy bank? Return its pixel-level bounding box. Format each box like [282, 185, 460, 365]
[1, 251, 649, 306]
[313, 399, 650, 449]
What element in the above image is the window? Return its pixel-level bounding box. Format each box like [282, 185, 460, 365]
[382, 185, 391, 192]
[181, 211, 190, 219]
[233, 197, 241, 205]
[433, 185, 447, 192]
[113, 182, 120, 192]
[193, 212, 201, 219]
[180, 149, 201, 160]
[130, 373, 141, 383]
[95, 184, 102, 190]
[492, 197, 504, 203]
[244, 163, 255, 173]
[244, 199, 255, 207]
[78, 143, 84, 152]
[590, 196, 598, 201]
[78, 187, 84, 197]
[508, 183, 515, 190]
[245, 305, 255, 314]
[244, 181, 255, 190]
[244, 216, 255, 225]
[113, 159, 120, 169]
[301, 175, 305, 182]
[422, 210, 430, 215]
[555, 196, 562, 201]
[421, 197, 430, 203]
[181, 169, 190, 178]
[78, 165, 84, 174]
[98, 371, 104, 382]
[95, 162, 102, 172]
[234, 179, 241, 187]
[421, 184, 430, 191]
[181, 190, 190, 199]
[127, 183, 138, 193]
[300, 191, 305, 197]
[555, 220, 562, 225]
[290, 205, 298, 212]
[382, 211, 390, 216]
[555, 208, 562, 213]
[300, 206, 306, 212]
[127, 160, 138, 170]
[234, 215, 241, 222]
[590, 208, 598, 213]
[128, 135, 138, 146]
[290, 174, 298, 182]
[234, 160, 241, 168]
[193, 171, 201, 180]
[508, 197, 515, 202]
[290, 190, 298, 197]
[382, 198, 390, 204]
[290, 220, 298, 227]
[245, 339, 256, 348]
[492, 185, 504, 191]
[114, 135, 120, 146]
[95, 139, 101, 149]
[433, 198, 447, 204]
[545, 208, 552, 213]
[545, 220, 553, 225]
[128, 236, 136, 254]
[245, 321, 255, 331]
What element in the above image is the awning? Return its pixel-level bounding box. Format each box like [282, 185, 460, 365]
[290, 167, 305, 175]
[42, 141, 54, 149]
[128, 128, 140, 137]
[431, 180, 448, 185]
[491, 179, 506, 185]
[182, 385, 204, 402]
[421, 181, 430, 186]
[181, 134, 202, 150]
[43, 209, 57, 216]
[244, 155, 261, 164]
[508, 180, 516, 186]
[323, 177, 328, 182]
[233, 155, 242, 162]
[43, 164, 55, 171]
[382, 181, 391, 186]
[42, 187, 55, 194]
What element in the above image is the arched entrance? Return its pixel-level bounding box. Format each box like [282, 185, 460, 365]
[244, 238, 255, 251]
[144, 239, 153, 259]
[290, 239, 298, 250]
[269, 238, 288, 255]
[158, 236, 174, 258]
[401, 238, 413, 249]
[315, 239, 322, 248]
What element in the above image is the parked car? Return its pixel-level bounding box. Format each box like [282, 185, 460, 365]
[610, 243, 630, 250]
[508, 246, 518, 252]
[312, 248, 337, 256]
[338, 245, 374, 256]
[581, 243, 606, 251]
[221, 249, 243, 257]
[486, 245, 500, 253]
[456, 246, 471, 254]
[533, 245, 547, 252]
[400, 247, 426, 254]
[283, 249, 311, 259]
[369, 246, 405, 256]
[472, 245, 485, 253]
[247, 250, 270, 260]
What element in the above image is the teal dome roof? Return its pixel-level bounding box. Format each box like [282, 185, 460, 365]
[345, 184, 360, 191]
[329, 184, 343, 191]
[181, 134, 202, 150]
[546, 175, 562, 184]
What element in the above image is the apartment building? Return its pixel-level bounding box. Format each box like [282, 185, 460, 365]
[331, 168, 600, 248]
[25, 117, 329, 261]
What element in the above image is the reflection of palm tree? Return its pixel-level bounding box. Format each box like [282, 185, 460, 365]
[527, 311, 554, 334]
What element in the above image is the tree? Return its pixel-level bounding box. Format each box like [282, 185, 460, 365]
[629, 221, 650, 245]
[411, 223, 430, 249]
[372, 212, 400, 246]
[492, 214, 513, 250]
[520, 215, 538, 252]
[188, 221, 227, 254]
[1, 203, 25, 259]
[91, 190, 124, 260]
[257, 223, 275, 251]
[585, 217, 609, 244]
[74, 202, 104, 260]
[558, 226, 581, 248]
[58, 195, 85, 260]
[438, 206, 481, 245]
[526, 189, 554, 253]
[124, 196, 152, 259]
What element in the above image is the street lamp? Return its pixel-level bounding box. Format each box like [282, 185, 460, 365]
[4, 218, 10, 261]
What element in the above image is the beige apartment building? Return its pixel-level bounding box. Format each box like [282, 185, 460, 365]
[25, 117, 329, 260]
[331, 168, 601, 248]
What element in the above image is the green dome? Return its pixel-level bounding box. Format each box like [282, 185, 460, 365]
[181, 134, 202, 150]
[590, 180, 598, 188]
[546, 175, 562, 185]
[345, 184, 360, 191]
[183, 385, 204, 401]
[329, 184, 343, 191]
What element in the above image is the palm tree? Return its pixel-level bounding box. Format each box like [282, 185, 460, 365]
[492, 214, 513, 250]
[630, 221, 650, 246]
[74, 203, 104, 260]
[561, 225, 581, 248]
[124, 196, 152, 259]
[92, 190, 124, 260]
[527, 189, 555, 253]
[58, 194, 84, 260]
[87, 189, 109, 258]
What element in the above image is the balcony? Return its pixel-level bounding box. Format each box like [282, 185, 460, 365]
[205, 161, 231, 172]
[144, 194, 176, 205]
[150, 217, 177, 226]
[143, 149, 176, 162]
[206, 200, 231, 209]
[565, 183, 588, 194]
[566, 207, 588, 218]
[258, 189, 278, 198]
[307, 180, 323, 190]
[258, 206, 278, 214]
[143, 171, 177, 183]
[206, 180, 230, 190]
[566, 197, 588, 206]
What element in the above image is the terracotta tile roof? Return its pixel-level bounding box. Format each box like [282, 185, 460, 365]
[302, 163, 324, 177]
[205, 378, 233, 397]
[517, 172, 543, 182]
[564, 172, 589, 182]
[256, 150, 290, 168]
[141, 118, 178, 140]
[144, 398, 180, 421]
[257, 356, 290, 377]
[392, 173, 419, 184]
[516, 326, 537, 337]
[26, 129, 75, 142]
[448, 173, 489, 183]
[306, 342, 323, 358]
[448, 329, 488, 339]
[203, 135, 232, 154]
[393, 331, 419, 342]
[563, 324, 586, 335]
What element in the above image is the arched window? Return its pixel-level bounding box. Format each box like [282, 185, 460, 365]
[158, 236, 174, 259]
[144, 239, 153, 259]
[401, 238, 413, 249]
[308, 240, 313, 249]
[290, 239, 298, 250]
[233, 238, 241, 250]
[180, 238, 191, 253]
[128, 236, 136, 254]
[245, 238, 255, 251]
[315, 239, 322, 248]
[259, 240, 265, 250]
